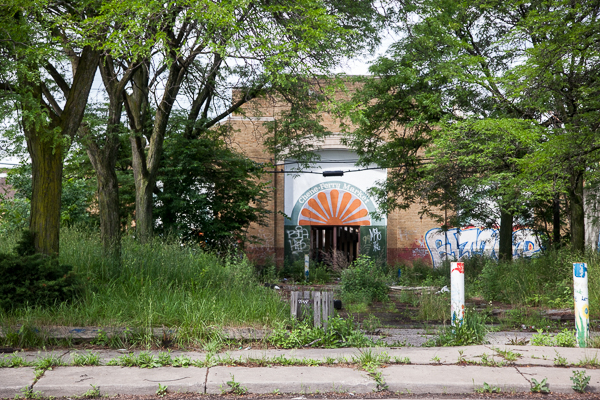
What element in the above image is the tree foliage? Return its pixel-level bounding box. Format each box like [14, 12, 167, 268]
[346, 0, 600, 253]
[155, 123, 270, 250]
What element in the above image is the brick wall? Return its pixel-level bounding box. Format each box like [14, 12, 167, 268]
[226, 85, 442, 267]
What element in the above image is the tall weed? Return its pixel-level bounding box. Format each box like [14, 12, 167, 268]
[479, 249, 575, 307]
[0, 228, 288, 340]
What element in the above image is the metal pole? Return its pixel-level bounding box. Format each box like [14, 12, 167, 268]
[451, 262, 465, 326]
[304, 254, 309, 282]
[573, 262, 589, 347]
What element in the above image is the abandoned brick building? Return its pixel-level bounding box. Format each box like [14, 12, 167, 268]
[225, 84, 442, 267]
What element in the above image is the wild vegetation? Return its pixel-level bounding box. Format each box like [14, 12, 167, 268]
[0, 0, 599, 351]
[0, 228, 288, 348]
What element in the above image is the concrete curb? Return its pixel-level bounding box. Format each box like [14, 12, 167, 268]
[207, 366, 375, 394]
[0, 367, 35, 398]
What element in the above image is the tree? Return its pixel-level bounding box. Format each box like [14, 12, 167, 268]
[346, 0, 600, 253]
[155, 121, 270, 249]
[92, 0, 385, 242]
[3, 163, 96, 229]
[425, 119, 543, 260]
[508, 0, 600, 252]
[0, 1, 100, 255]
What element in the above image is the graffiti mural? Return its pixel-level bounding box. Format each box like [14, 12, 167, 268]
[424, 227, 543, 268]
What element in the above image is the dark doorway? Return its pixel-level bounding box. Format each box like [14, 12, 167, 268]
[311, 226, 360, 266]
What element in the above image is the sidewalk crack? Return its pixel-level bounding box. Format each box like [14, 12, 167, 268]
[514, 365, 532, 387]
[204, 366, 210, 394]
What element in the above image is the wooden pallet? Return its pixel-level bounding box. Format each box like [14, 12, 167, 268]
[290, 291, 334, 330]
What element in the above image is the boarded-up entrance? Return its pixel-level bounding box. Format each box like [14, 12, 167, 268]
[311, 226, 360, 264]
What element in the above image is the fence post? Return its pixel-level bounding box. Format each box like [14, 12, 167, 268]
[573, 262, 589, 348]
[290, 291, 298, 319]
[451, 262, 465, 326]
[313, 291, 321, 328]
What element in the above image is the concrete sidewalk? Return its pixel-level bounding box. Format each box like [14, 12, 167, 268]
[3, 344, 600, 398]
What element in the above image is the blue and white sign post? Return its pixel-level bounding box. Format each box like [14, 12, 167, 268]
[573, 262, 589, 348]
[304, 254, 309, 282]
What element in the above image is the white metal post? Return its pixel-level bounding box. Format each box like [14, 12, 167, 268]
[451, 262, 465, 326]
[573, 262, 589, 348]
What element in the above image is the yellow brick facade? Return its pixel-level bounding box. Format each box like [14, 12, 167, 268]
[226, 86, 441, 266]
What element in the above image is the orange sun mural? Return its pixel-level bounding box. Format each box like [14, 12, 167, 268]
[298, 190, 371, 226]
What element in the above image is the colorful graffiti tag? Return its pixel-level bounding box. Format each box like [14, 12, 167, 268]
[424, 227, 543, 268]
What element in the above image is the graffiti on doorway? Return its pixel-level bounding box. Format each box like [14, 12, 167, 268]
[286, 226, 309, 255]
[368, 228, 382, 252]
[424, 227, 543, 268]
[360, 226, 387, 262]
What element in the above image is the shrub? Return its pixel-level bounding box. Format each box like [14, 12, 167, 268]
[340, 256, 390, 304]
[0, 231, 81, 309]
[531, 329, 576, 347]
[279, 259, 333, 284]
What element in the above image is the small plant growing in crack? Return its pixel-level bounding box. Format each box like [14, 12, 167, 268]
[221, 374, 248, 395]
[83, 384, 100, 398]
[16, 386, 43, 400]
[365, 366, 388, 392]
[531, 378, 550, 394]
[570, 370, 590, 393]
[475, 382, 501, 394]
[553, 351, 568, 367]
[156, 383, 168, 397]
[492, 347, 521, 362]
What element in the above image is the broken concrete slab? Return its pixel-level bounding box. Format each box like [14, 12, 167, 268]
[0, 367, 35, 398]
[33, 366, 206, 397]
[206, 366, 375, 394]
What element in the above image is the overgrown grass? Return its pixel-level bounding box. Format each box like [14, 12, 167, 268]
[397, 259, 449, 287]
[425, 309, 488, 346]
[397, 249, 599, 328]
[0, 228, 288, 347]
[478, 249, 575, 308]
[474, 248, 600, 318]
[340, 256, 392, 307]
[417, 291, 450, 323]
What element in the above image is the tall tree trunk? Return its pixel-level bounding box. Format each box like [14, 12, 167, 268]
[126, 62, 182, 243]
[86, 138, 121, 262]
[569, 171, 585, 252]
[130, 157, 155, 243]
[498, 209, 513, 261]
[24, 119, 62, 256]
[553, 194, 561, 247]
[85, 54, 140, 260]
